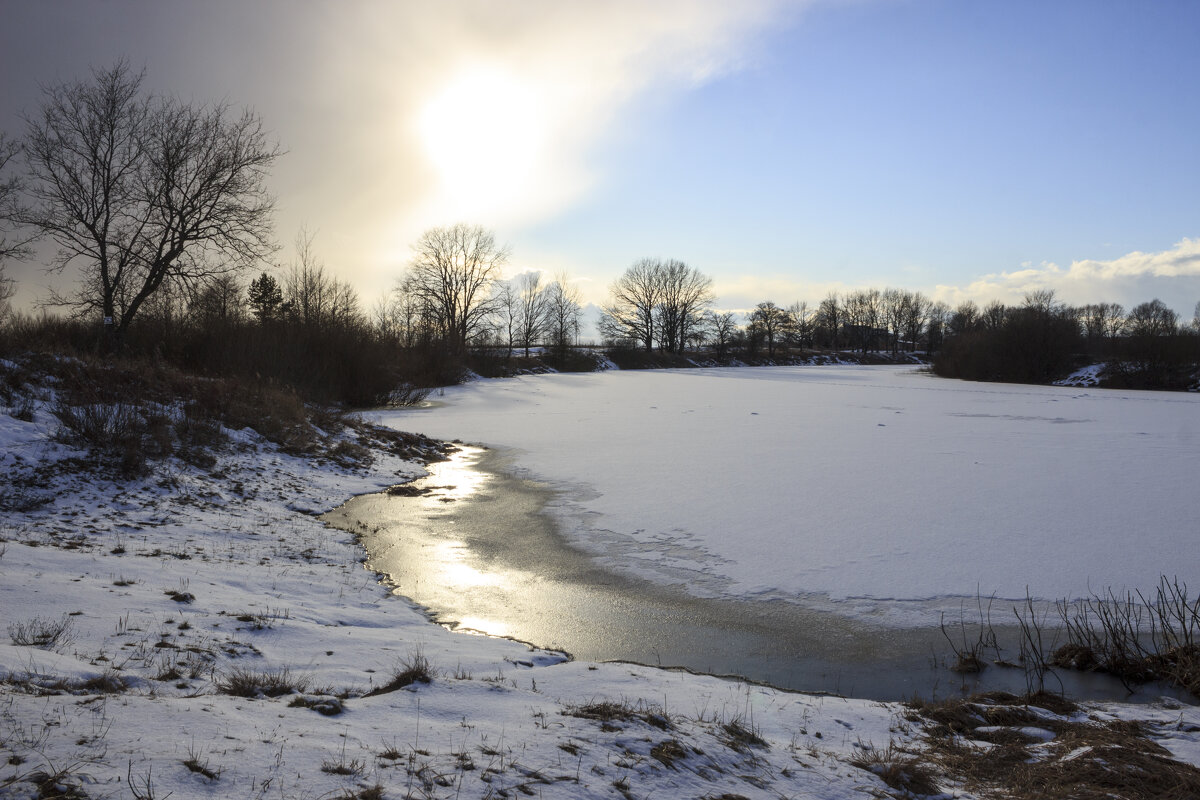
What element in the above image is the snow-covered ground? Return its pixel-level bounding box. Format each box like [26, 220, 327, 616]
[378, 365, 1199, 624]
[3, 361, 1199, 799]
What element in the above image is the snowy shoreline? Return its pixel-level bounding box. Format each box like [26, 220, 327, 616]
[3, 365, 1200, 798]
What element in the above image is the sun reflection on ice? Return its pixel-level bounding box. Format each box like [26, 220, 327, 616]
[452, 616, 510, 638]
[420, 446, 490, 504]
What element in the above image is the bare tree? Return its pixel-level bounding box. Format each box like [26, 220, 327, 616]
[378, 285, 428, 348]
[602, 258, 661, 351]
[656, 259, 714, 353]
[490, 279, 520, 358]
[189, 274, 245, 326]
[844, 288, 882, 353]
[748, 301, 790, 358]
[1126, 298, 1178, 339]
[787, 301, 812, 349]
[544, 272, 582, 354]
[925, 301, 950, 352]
[900, 291, 929, 352]
[602, 257, 712, 352]
[1080, 302, 1124, 349]
[23, 61, 279, 349]
[282, 230, 360, 330]
[705, 310, 739, 359]
[816, 292, 841, 350]
[401, 223, 508, 355]
[515, 271, 551, 356]
[0, 132, 30, 316]
[981, 300, 1008, 331]
[948, 301, 981, 337]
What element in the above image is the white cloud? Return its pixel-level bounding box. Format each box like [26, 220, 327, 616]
[932, 239, 1200, 314]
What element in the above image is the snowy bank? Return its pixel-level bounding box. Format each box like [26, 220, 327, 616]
[2, 359, 1199, 799]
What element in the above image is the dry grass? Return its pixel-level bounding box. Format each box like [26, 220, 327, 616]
[215, 666, 309, 698]
[849, 742, 941, 796]
[363, 650, 434, 697]
[563, 699, 672, 731]
[905, 692, 1200, 799]
[7, 615, 74, 650]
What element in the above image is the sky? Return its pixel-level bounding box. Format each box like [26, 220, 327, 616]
[2, 0, 1199, 320]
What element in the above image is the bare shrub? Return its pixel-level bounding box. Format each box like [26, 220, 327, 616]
[849, 742, 940, 796]
[52, 397, 148, 475]
[8, 615, 74, 651]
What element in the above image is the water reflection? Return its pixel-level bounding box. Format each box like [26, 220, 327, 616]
[323, 447, 1183, 703]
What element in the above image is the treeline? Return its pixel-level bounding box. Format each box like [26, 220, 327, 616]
[2, 63, 1198, 403]
[935, 292, 1200, 389]
[595, 260, 1200, 389]
[0, 226, 592, 407]
[598, 259, 949, 361]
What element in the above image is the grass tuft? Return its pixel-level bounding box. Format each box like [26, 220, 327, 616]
[7, 615, 74, 651]
[215, 666, 308, 698]
[364, 650, 434, 697]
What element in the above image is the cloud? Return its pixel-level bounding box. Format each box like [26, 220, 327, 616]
[309, 0, 799, 291]
[932, 239, 1200, 315]
[0, 1, 801, 306]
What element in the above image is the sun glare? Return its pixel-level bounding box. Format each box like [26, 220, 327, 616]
[418, 66, 546, 218]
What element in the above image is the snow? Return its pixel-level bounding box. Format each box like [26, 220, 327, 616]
[378, 365, 1200, 622]
[3, 362, 1199, 799]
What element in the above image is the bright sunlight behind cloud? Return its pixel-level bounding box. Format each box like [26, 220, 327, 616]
[317, 0, 793, 282]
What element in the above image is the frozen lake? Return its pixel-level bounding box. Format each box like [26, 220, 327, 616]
[326, 445, 1177, 700]
[372, 365, 1198, 619]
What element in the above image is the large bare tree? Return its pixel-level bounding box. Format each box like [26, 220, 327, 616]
[401, 223, 508, 355]
[0, 132, 28, 314]
[22, 61, 279, 348]
[602, 257, 712, 352]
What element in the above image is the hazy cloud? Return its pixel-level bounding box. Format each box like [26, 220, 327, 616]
[933, 239, 1200, 314]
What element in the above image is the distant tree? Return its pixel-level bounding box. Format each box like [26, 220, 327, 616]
[980, 300, 1008, 331]
[1079, 302, 1124, 354]
[815, 292, 842, 350]
[1108, 299, 1189, 388]
[283, 230, 360, 330]
[925, 301, 950, 352]
[401, 223, 508, 355]
[748, 301, 789, 358]
[1126, 298, 1178, 339]
[490, 279, 520, 358]
[900, 291, 930, 352]
[544, 272, 583, 354]
[23, 61, 279, 350]
[705, 310, 739, 359]
[190, 274, 245, 326]
[948, 301, 981, 337]
[787, 301, 812, 349]
[843, 288, 882, 353]
[515, 271, 551, 357]
[247, 272, 283, 322]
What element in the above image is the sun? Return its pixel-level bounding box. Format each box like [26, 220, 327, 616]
[417, 66, 546, 219]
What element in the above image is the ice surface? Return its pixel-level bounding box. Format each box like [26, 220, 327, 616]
[379, 366, 1199, 614]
